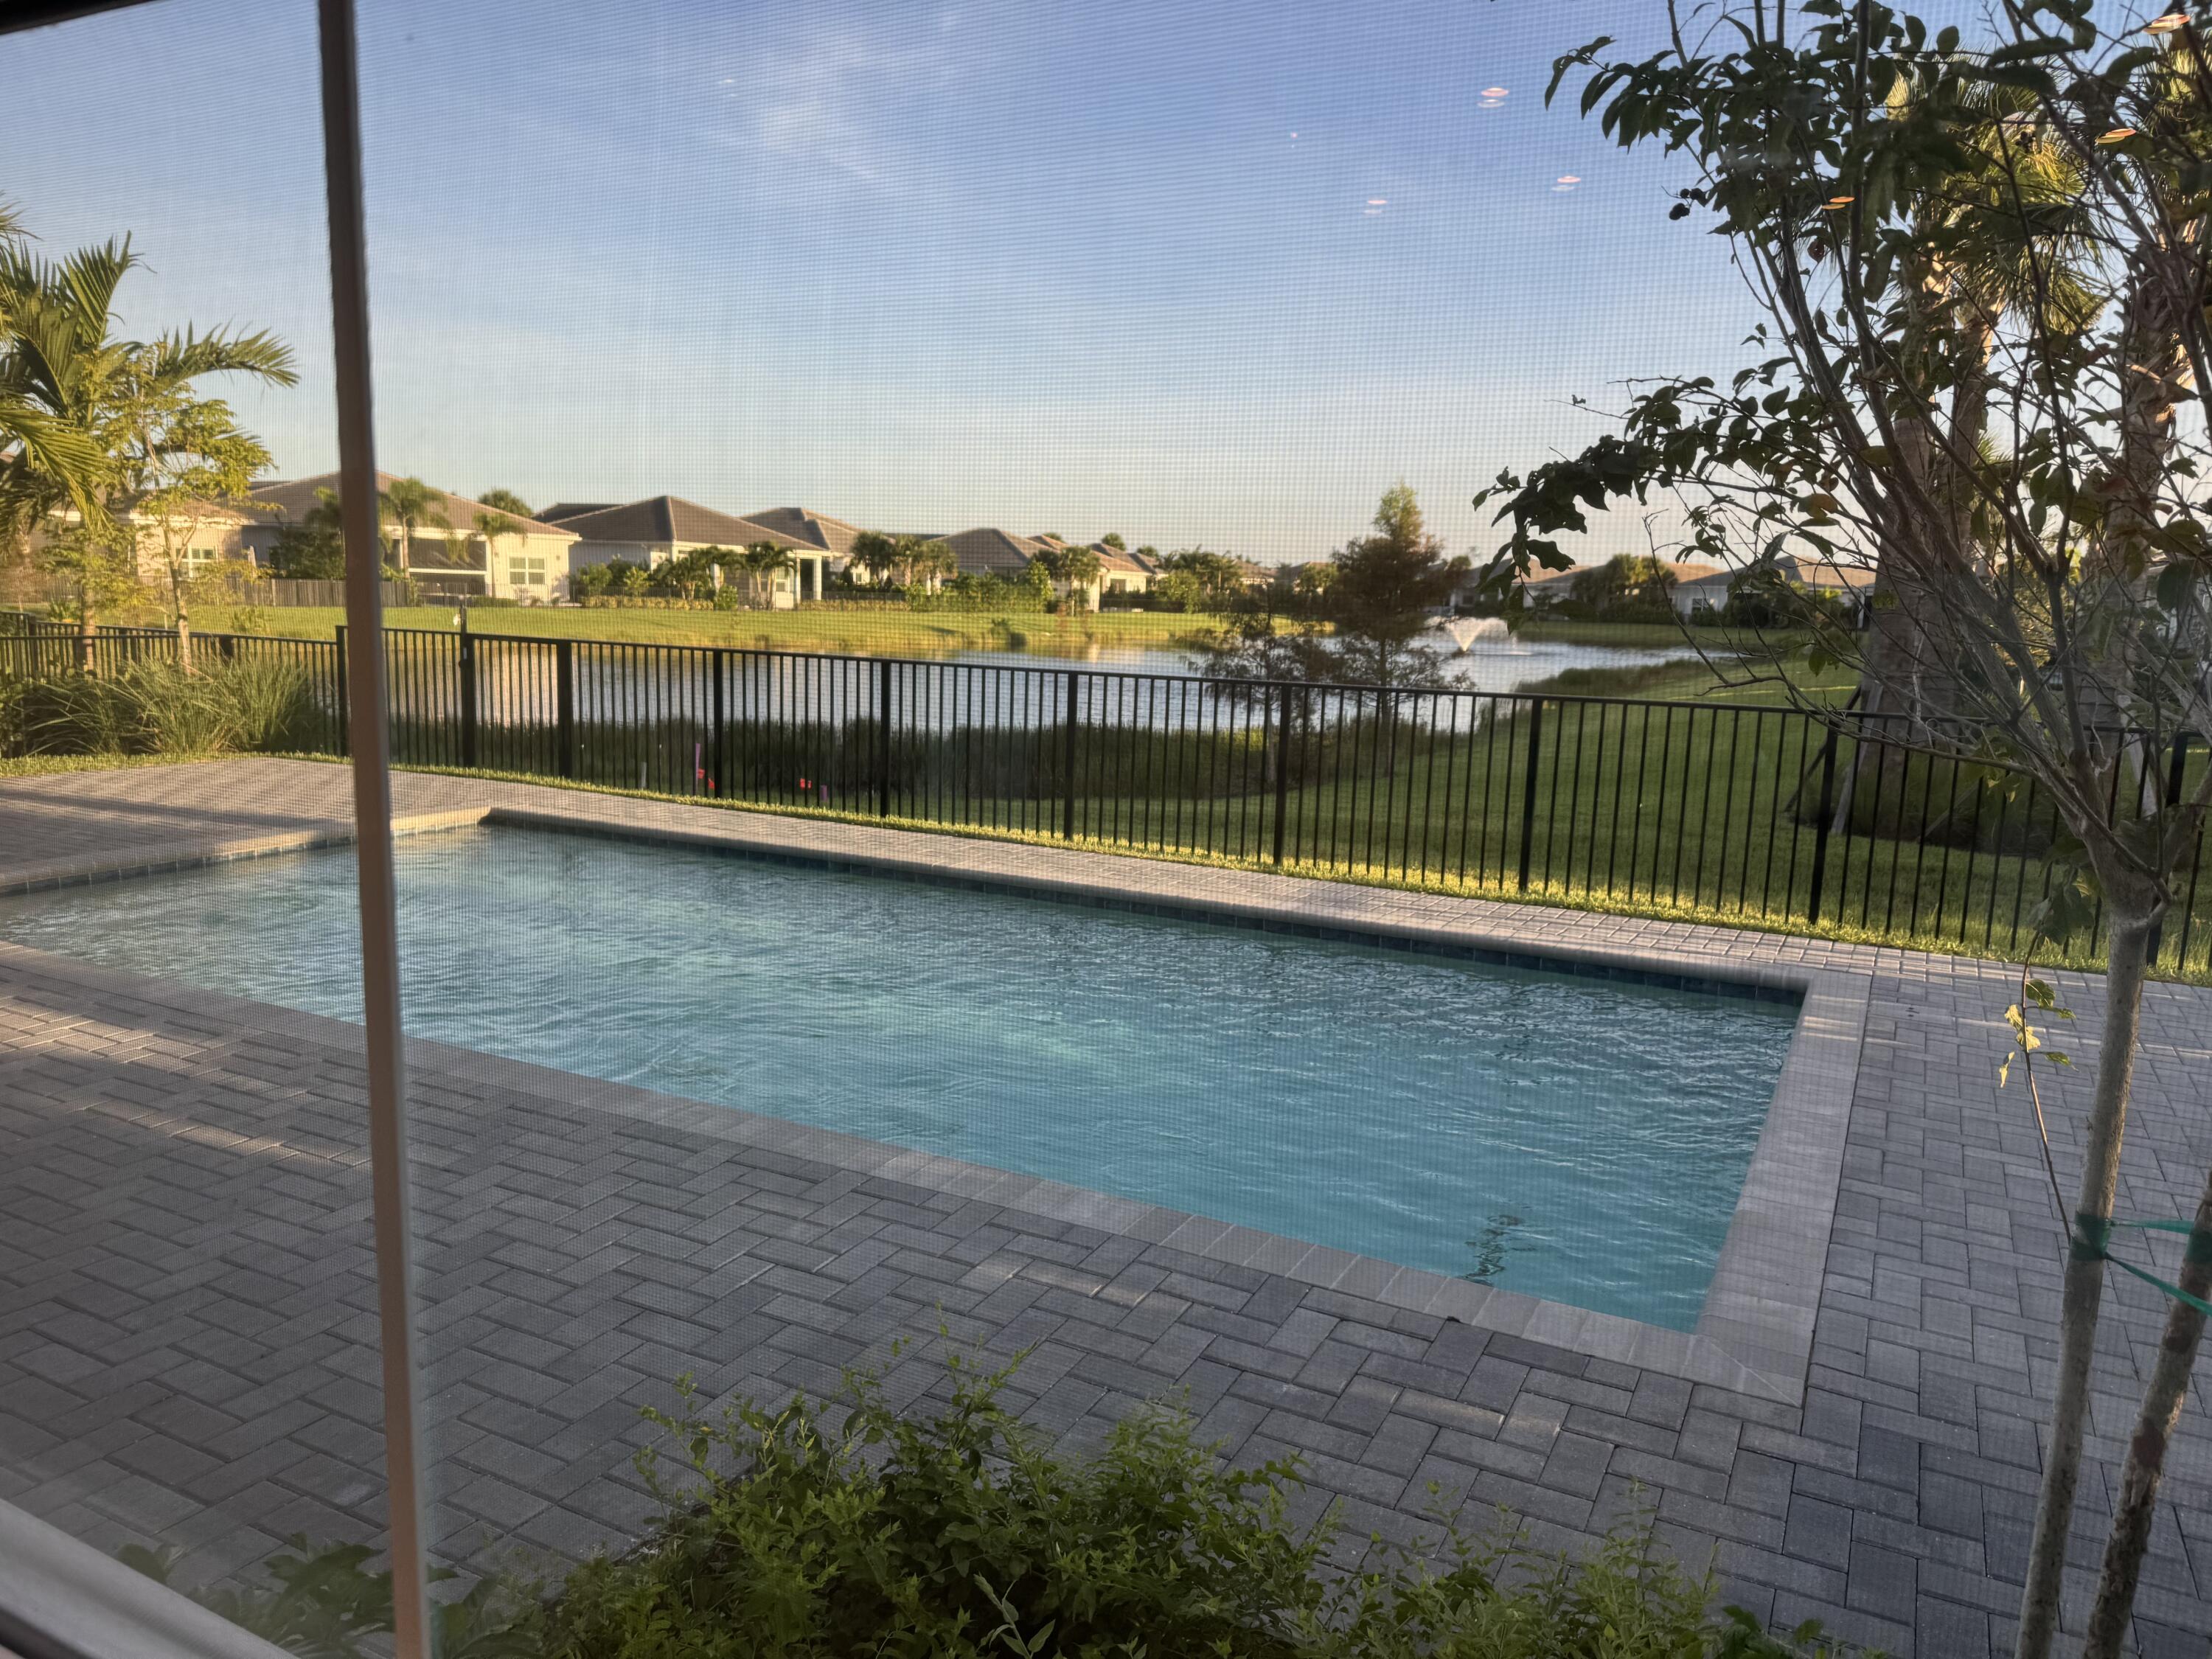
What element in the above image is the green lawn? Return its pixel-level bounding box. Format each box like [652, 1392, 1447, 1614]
[1516, 617, 1818, 651]
[186, 602, 1220, 658]
[182, 604, 1798, 662]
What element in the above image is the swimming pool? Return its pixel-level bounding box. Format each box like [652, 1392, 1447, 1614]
[0, 825, 1797, 1329]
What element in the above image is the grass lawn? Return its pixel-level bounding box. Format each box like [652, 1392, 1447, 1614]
[184, 602, 1220, 658]
[170, 604, 1804, 664]
[1517, 617, 1818, 651]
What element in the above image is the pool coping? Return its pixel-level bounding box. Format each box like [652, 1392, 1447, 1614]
[0, 800, 1871, 1405]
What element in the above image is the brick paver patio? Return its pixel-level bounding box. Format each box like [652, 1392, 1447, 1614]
[2, 757, 2210, 1655]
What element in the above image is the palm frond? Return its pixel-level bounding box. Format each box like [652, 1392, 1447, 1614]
[147, 325, 299, 389]
[0, 400, 108, 525]
[54, 237, 138, 344]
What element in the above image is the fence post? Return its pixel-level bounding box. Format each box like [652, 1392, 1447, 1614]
[333, 625, 350, 757]
[556, 639, 576, 779]
[458, 624, 479, 769]
[713, 649, 729, 797]
[2144, 731, 2190, 967]
[1805, 726, 1841, 926]
[1272, 684, 1293, 866]
[877, 657, 892, 818]
[1516, 698, 1545, 892]
[1062, 669, 1081, 840]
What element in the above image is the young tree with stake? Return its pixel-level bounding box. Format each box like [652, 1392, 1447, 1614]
[1476, 7, 2212, 1653]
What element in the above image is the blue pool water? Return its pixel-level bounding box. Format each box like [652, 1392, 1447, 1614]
[0, 827, 1795, 1328]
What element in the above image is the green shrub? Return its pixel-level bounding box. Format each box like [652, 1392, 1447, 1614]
[123, 1357, 1843, 1659]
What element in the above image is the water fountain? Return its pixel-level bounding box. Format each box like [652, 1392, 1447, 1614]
[1437, 616, 1508, 653]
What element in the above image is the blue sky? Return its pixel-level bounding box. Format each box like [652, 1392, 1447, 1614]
[1, 0, 1756, 564]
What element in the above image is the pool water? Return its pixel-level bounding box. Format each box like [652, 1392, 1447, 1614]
[0, 827, 1795, 1329]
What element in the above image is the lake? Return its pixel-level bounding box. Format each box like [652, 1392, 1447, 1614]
[425, 627, 1708, 748]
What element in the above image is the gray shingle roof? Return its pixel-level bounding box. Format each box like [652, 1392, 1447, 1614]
[249, 473, 578, 539]
[554, 496, 811, 552]
[737, 507, 867, 557]
[939, 527, 1046, 577]
[538, 501, 619, 524]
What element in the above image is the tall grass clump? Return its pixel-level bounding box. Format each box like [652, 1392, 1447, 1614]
[0, 661, 327, 758]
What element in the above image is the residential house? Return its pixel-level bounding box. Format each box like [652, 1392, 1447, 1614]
[552, 496, 830, 603]
[1669, 556, 1876, 622]
[243, 473, 580, 601]
[1093, 544, 1160, 598]
[27, 494, 272, 593]
[941, 526, 1050, 580]
[737, 507, 867, 568]
[1444, 560, 1722, 616]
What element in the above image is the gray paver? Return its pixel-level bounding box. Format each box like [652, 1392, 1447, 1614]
[1, 757, 2210, 1658]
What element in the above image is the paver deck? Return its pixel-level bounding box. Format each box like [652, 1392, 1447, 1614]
[2, 757, 2210, 1656]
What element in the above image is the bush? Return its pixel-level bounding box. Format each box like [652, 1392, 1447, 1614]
[125, 1356, 1838, 1659]
[0, 660, 327, 758]
[908, 571, 1051, 613]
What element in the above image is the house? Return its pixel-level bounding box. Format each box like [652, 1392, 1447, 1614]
[941, 526, 1051, 579]
[1442, 560, 1725, 616]
[1093, 544, 1160, 597]
[1669, 556, 1876, 622]
[28, 495, 272, 591]
[551, 496, 830, 604]
[244, 473, 580, 601]
[736, 507, 868, 567]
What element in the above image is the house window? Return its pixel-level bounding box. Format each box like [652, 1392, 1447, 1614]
[184, 546, 218, 569]
[509, 556, 548, 587]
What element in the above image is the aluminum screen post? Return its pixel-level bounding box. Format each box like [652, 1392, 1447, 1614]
[317, 2, 434, 1656]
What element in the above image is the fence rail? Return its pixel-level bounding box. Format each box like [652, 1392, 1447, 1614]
[4, 612, 2207, 974]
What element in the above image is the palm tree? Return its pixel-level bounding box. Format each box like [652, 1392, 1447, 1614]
[733, 542, 794, 607]
[0, 232, 294, 659]
[378, 476, 448, 580]
[907, 538, 958, 592]
[1033, 541, 1103, 611]
[0, 237, 127, 557]
[476, 487, 532, 519]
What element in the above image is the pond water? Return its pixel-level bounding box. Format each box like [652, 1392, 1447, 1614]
[428, 630, 1707, 744]
[941, 633, 1697, 698]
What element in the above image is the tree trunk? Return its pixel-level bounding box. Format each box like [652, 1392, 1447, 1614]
[2014, 913, 2158, 1659]
[2080, 1176, 2212, 1659]
[75, 594, 94, 673]
[173, 565, 194, 675]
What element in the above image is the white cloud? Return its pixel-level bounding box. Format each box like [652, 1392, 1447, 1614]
[707, 11, 981, 193]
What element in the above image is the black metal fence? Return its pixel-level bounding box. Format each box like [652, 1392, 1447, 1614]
[4, 613, 2207, 973]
